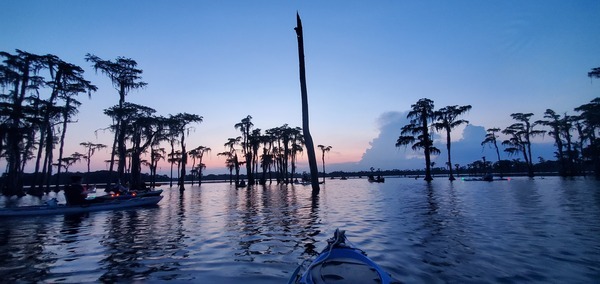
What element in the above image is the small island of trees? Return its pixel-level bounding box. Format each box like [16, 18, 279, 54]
[395, 97, 599, 182]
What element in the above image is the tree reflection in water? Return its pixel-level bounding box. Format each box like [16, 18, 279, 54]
[1, 178, 598, 283]
[228, 184, 321, 264]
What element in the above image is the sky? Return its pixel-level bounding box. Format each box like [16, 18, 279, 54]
[1, 1, 599, 175]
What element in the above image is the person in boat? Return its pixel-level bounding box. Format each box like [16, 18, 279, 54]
[106, 181, 130, 195]
[138, 181, 150, 192]
[64, 175, 96, 205]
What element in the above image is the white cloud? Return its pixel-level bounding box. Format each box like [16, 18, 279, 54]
[329, 112, 557, 172]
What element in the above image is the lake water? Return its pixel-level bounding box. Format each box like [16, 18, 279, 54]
[1, 177, 599, 283]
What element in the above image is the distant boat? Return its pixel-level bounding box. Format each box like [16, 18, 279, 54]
[294, 179, 312, 186]
[482, 174, 493, 182]
[368, 175, 385, 183]
[461, 174, 510, 182]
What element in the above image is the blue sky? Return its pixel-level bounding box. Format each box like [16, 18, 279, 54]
[1, 1, 599, 174]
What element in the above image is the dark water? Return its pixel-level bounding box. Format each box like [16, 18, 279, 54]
[1, 177, 599, 283]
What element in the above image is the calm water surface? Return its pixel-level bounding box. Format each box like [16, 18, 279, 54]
[1, 177, 599, 283]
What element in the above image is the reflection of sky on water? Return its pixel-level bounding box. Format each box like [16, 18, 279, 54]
[0, 178, 599, 283]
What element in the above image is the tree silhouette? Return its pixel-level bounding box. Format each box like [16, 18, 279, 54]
[481, 127, 503, 177]
[280, 125, 292, 183]
[502, 113, 544, 177]
[0, 50, 45, 196]
[165, 117, 179, 188]
[235, 115, 254, 185]
[217, 150, 236, 185]
[168, 113, 202, 192]
[28, 55, 97, 194]
[51, 96, 84, 193]
[223, 137, 242, 186]
[167, 150, 182, 187]
[317, 145, 332, 183]
[261, 128, 279, 184]
[189, 148, 199, 186]
[535, 109, 577, 176]
[433, 104, 471, 181]
[149, 147, 166, 188]
[195, 163, 207, 184]
[572, 116, 587, 172]
[259, 134, 274, 185]
[295, 13, 320, 194]
[86, 54, 146, 187]
[249, 128, 262, 183]
[190, 146, 210, 185]
[124, 103, 159, 190]
[574, 96, 600, 177]
[16, 55, 44, 193]
[80, 142, 107, 184]
[396, 98, 440, 182]
[1, 50, 93, 196]
[58, 152, 84, 173]
[588, 67, 600, 79]
[290, 127, 304, 184]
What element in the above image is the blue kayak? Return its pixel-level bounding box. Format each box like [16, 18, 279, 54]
[289, 229, 398, 284]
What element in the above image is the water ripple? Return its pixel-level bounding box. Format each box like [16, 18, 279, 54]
[0, 177, 599, 283]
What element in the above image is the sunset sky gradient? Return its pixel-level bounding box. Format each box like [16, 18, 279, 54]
[1, 1, 599, 174]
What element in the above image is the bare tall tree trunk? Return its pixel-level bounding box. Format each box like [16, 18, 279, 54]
[43, 126, 54, 192]
[445, 128, 455, 181]
[295, 13, 320, 195]
[55, 103, 71, 192]
[32, 122, 46, 193]
[117, 119, 128, 183]
[179, 133, 187, 192]
[421, 114, 434, 182]
[107, 120, 119, 189]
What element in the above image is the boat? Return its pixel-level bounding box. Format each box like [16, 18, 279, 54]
[461, 175, 510, 182]
[294, 177, 313, 186]
[289, 229, 398, 284]
[136, 189, 163, 197]
[100, 189, 163, 200]
[0, 196, 163, 217]
[367, 175, 385, 183]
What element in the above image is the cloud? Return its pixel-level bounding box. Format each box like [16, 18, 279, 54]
[356, 111, 424, 170]
[329, 111, 557, 172]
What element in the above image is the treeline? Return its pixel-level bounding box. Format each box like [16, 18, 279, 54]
[0, 50, 204, 196]
[0, 50, 318, 197]
[395, 91, 599, 181]
[327, 159, 576, 179]
[216, 115, 308, 187]
[1, 49, 598, 197]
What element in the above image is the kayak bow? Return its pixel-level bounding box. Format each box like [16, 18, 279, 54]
[290, 229, 398, 284]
